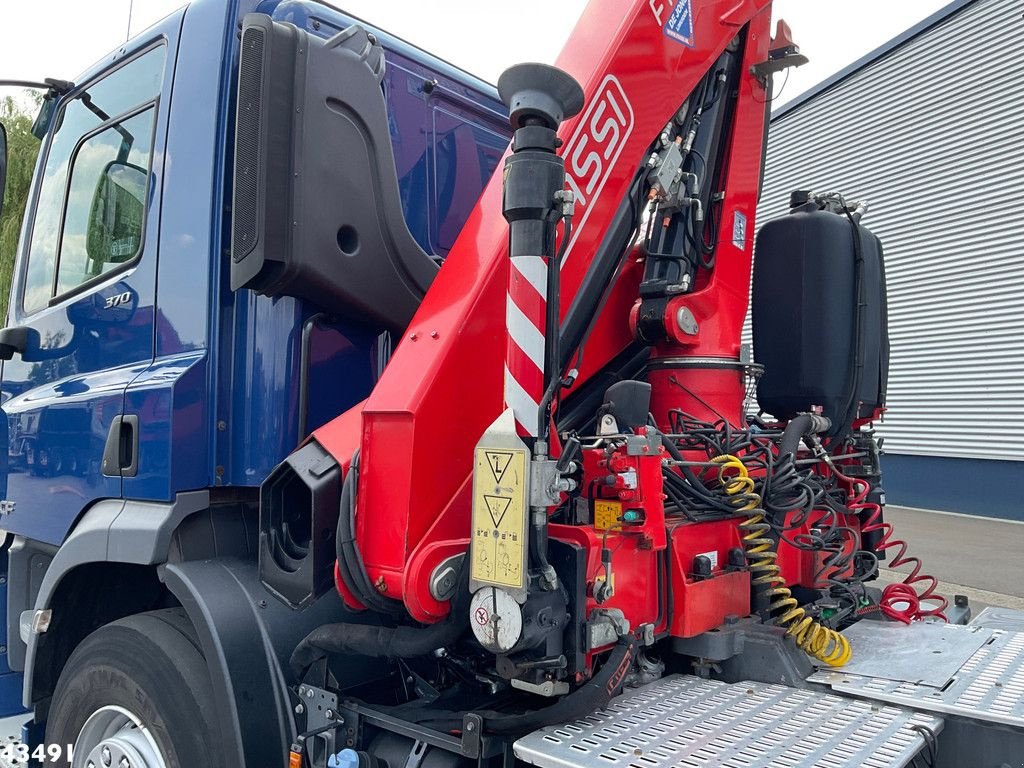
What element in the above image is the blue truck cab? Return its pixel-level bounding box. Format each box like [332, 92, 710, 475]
[0, 0, 509, 760]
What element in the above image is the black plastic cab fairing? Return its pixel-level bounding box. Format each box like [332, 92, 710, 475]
[231, 14, 438, 334]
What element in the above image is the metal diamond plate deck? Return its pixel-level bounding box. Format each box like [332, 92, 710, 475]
[514, 675, 942, 768]
[811, 629, 1024, 728]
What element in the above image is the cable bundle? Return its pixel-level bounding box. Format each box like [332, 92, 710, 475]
[660, 408, 944, 641]
[663, 410, 877, 625]
[711, 455, 851, 667]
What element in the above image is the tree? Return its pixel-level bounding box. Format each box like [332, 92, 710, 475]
[0, 94, 42, 322]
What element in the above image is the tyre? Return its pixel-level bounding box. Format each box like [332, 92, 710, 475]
[45, 608, 225, 768]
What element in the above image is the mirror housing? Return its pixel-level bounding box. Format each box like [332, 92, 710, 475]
[86, 160, 147, 266]
[31, 98, 57, 141]
[30, 79, 73, 140]
[0, 122, 7, 223]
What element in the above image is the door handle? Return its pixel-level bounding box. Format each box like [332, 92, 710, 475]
[102, 415, 140, 478]
[0, 326, 31, 360]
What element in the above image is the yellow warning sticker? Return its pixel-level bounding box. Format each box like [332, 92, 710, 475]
[471, 446, 528, 590]
[594, 499, 622, 531]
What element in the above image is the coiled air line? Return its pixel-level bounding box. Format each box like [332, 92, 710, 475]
[712, 454, 851, 667]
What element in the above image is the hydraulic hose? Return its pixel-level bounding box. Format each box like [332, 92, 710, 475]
[833, 199, 868, 443]
[289, 615, 465, 679]
[401, 637, 637, 735]
[290, 560, 472, 678]
[778, 413, 829, 458]
[335, 451, 403, 616]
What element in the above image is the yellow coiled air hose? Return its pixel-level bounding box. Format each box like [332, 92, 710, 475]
[710, 455, 851, 667]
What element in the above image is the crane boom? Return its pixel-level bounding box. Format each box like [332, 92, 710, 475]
[313, 0, 773, 623]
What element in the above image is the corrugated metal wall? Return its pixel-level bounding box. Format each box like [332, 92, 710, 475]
[749, 0, 1024, 461]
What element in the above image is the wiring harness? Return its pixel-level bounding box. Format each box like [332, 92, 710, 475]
[657, 408, 947, 661]
[711, 454, 850, 666]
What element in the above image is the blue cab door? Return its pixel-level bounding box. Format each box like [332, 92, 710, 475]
[0, 16, 182, 546]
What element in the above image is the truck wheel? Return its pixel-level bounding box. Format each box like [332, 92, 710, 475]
[45, 608, 223, 768]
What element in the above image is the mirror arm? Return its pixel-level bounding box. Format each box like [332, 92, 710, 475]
[0, 78, 73, 95]
[79, 94, 135, 148]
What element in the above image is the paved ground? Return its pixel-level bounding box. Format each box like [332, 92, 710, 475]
[880, 505, 1024, 603]
[0, 505, 1019, 742]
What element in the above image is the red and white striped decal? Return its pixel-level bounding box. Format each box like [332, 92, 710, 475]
[504, 254, 547, 437]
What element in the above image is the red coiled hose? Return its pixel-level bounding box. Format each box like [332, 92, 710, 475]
[835, 470, 948, 623]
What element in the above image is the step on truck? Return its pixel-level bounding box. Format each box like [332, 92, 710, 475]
[0, 1, 1021, 766]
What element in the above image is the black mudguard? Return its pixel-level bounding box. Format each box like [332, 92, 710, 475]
[160, 558, 346, 765]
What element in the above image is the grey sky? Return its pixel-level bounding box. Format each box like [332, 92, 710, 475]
[0, 0, 951, 108]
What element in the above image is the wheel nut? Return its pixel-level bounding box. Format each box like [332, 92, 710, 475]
[102, 746, 112, 766]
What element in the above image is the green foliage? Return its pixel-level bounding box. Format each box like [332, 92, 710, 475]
[0, 94, 42, 322]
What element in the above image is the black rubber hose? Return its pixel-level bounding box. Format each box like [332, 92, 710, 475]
[779, 413, 830, 458]
[538, 212, 571, 440]
[405, 637, 637, 735]
[779, 414, 814, 458]
[659, 434, 732, 512]
[559, 171, 645, 373]
[660, 432, 686, 463]
[290, 618, 463, 679]
[482, 637, 635, 734]
[335, 451, 402, 616]
[833, 206, 868, 444]
[290, 561, 471, 678]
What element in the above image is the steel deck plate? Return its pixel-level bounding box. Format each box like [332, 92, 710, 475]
[970, 606, 1024, 633]
[818, 620, 992, 687]
[811, 629, 1024, 728]
[514, 675, 942, 768]
[0, 735, 25, 767]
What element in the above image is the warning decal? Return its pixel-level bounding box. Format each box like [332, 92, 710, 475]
[484, 450, 514, 484]
[483, 495, 512, 528]
[471, 446, 528, 590]
[594, 499, 623, 531]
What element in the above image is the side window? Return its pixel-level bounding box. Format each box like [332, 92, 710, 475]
[22, 46, 165, 313]
[57, 108, 155, 295]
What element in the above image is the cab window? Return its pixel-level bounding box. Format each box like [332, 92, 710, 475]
[22, 46, 165, 313]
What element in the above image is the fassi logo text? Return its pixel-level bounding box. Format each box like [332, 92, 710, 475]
[648, 0, 675, 25]
[560, 75, 634, 265]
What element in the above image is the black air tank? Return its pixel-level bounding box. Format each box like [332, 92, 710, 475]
[752, 207, 888, 432]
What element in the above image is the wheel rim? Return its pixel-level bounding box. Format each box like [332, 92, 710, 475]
[74, 706, 168, 768]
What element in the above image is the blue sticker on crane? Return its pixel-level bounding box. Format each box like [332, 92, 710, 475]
[664, 0, 695, 48]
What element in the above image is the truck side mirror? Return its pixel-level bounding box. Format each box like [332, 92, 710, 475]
[31, 84, 65, 140]
[86, 160, 147, 265]
[0, 123, 7, 223]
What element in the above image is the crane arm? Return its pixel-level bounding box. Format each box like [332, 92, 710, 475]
[313, 0, 775, 622]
